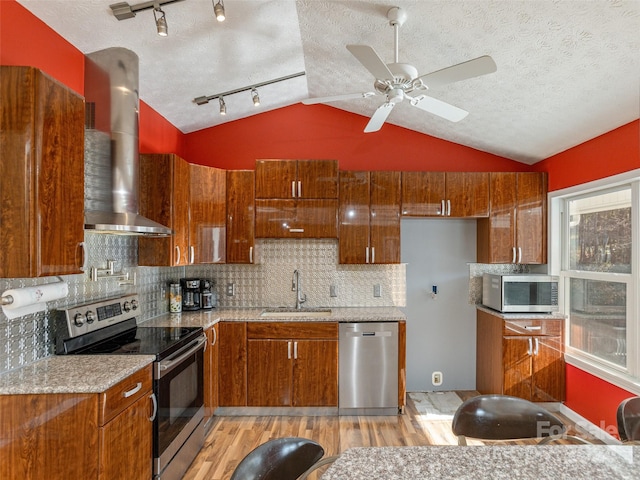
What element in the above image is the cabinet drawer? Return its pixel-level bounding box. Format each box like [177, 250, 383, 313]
[99, 364, 153, 425]
[248, 322, 338, 340]
[503, 319, 563, 337]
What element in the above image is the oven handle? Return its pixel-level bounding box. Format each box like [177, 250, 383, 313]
[158, 334, 207, 377]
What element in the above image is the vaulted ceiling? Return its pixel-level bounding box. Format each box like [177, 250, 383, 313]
[17, 0, 640, 164]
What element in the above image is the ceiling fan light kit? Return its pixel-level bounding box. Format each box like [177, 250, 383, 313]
[302, 6, 497, 133]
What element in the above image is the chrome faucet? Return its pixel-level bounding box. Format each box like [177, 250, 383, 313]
[292, 269, 307, 310]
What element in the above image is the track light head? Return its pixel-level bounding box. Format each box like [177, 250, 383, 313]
[219, 96, 226, 115]
[251, 88, 260, 107]
[153, 6, 168, 36]
[213, 0, 225, 22]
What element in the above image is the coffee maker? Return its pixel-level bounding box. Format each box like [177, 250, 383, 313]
[180, 278, 201, 311]
[200, 279, 216, 309]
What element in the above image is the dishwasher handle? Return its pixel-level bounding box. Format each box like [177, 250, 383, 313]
[345, 331, 393, 337]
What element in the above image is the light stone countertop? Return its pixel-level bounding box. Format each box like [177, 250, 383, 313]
[0, 355, 155, 395]
[140, 306, 406, 329]
[476, 305, 566, 320]
[321, 445, 639, 479]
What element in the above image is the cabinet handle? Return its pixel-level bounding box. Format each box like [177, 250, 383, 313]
[149, 393, 158, 422]
[78, 242, 87, 271]
[523, 325, 542, 331]
[123, 382, 142, 398]
[446, 199, 451, 216]
[289, 228, 304, 233]
[440, 200, 445, 216]
[534, 337, 539, 355]
[298, 181, 302, 198]
[294, 341, 298, 359]
[249, 246, 253, 264]
[518, 247, 522, 264]
[175, 246, 181, 265]
[211, 325, 217, 346]
[287, 341, 292, 359]
[190, 246, 195, 264]
[512, 247, 517, 264]
[365, 247, 370, 264]
[371, 247, 375, 264]
[291, 181, 296, 198]
[527, 338, 533, 356]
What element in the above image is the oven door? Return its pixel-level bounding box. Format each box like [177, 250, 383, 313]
[154, 334, 206, 476]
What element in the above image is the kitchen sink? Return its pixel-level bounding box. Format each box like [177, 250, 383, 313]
[260, 308, 332, 317]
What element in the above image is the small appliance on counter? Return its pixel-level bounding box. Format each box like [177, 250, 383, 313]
[482, 273, 559, 313]
[180, 278, 202, 311]
[200, 279, 217, 309]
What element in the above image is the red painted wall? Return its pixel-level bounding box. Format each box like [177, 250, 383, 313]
[532, 121, 640, 191]
[535, 120, 639, 436]
[1, 0, 186, 157]
[185, 103, 526, 171]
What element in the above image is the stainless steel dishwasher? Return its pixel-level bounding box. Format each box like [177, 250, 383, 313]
[339, 322, 398, 415]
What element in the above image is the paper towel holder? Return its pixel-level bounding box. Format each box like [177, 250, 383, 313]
[1, 294, 14, 306]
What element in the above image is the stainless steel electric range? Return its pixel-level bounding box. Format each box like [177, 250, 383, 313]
[54, 294, 205, 480]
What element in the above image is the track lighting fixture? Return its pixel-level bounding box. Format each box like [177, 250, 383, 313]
[153, 4, 168, 36]
[213, 0, 226, 22]
[194, 72, 306, 114]
[251, 88, 260, 107]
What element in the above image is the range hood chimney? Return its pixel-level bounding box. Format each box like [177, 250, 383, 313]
[84, 47, 172, 236]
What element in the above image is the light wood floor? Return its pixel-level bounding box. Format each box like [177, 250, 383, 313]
[183, 391, 601, 480]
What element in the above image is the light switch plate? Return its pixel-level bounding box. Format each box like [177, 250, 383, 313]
[330, 285, 337, 297]
[226, 283, 235, 296]
[373, 284, 381, 297]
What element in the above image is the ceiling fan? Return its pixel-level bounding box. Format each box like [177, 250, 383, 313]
[302, 7, 497, 133]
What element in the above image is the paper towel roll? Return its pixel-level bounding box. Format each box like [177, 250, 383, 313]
[1, 282, 69, 319]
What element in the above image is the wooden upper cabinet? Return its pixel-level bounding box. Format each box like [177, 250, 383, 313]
[401, 172, 488, 217]
[189, 164, 226, 264]
[139, 154, 190, 266]
[0, 66, 85, 277]
[339, 171, 401, 264]
[401, 172, 445, 216]
[226, 170, 255, 263]
[477, 172, 547, 264]
[255, 159, 338, 199]
[255, 199, 338, 238]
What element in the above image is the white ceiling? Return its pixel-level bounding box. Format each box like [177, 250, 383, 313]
[17, 0, 640, 164]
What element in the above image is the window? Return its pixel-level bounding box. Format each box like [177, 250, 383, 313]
[550, 171, 639, 392]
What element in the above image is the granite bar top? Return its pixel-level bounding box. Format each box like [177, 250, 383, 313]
[321, 445, 639, 479]
[477, 305, 566, 320]
[140, 306, 406, 329]
[0, 355, 155, 395]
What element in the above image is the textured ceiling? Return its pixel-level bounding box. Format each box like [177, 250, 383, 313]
[17, 0, 640, 164]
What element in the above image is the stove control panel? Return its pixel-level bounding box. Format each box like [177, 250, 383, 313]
[58, 294, 140, 338]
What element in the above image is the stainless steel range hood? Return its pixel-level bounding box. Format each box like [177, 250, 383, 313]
[84, 47, 172, 236]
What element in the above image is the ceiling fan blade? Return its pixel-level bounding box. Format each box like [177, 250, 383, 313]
[346, 45, 395, 81]
[409, 94, 468, 122]
[301, 92, 376, 105]
[417, 55, 497, 89]
[364, 102, 395, 133]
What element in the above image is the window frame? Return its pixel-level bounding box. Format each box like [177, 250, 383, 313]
[548, 169, 640, 395]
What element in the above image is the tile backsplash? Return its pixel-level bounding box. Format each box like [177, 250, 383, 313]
[0, 234, 406, 374]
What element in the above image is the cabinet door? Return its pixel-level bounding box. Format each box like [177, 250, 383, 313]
[255, 199, 297, 237]
[255, 199, 337, 238]
[502, 336, 533, 399]
[0, 67, 85, 278]
[190, 164, 226, 264]
[226, 170, 255, 263]
[296, 160, 338, 199]
[531, 335, 565, 402]
[247, 340, 292, 406]
[401, 171, 446, 216]
[339, 171, 370, 264]
[445, 172, 489, 217]
[481, 172, 517, 263]
[99, 392, 153, 480]
[203, 326, 219, 418]
[218, 322, 247, 406]
[255, 160, 297, 198]
[516, 172, 547, 264]
[370, 171, 401, 264]
[292, 339, 338, 407]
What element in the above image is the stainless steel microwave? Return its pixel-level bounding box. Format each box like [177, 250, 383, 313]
[482, 274, 559, 313]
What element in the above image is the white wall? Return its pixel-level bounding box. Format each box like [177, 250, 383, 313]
[400, 218, 477, 391]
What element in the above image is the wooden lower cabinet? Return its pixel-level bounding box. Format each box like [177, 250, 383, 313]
[246, 322, 338, 407]
[203, 324, 219, 420]
[0, 365, 154, 480]
[476, 310, 565, 402]
[218, 322, 248, 406]
[398, 320, 406, 411]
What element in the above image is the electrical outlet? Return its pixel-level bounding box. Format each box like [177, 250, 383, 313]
[432, 371, 443, 386]
[373, 284, 381, 297]
[330, 285, 337, 297]
[226, 282, 235, 296]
